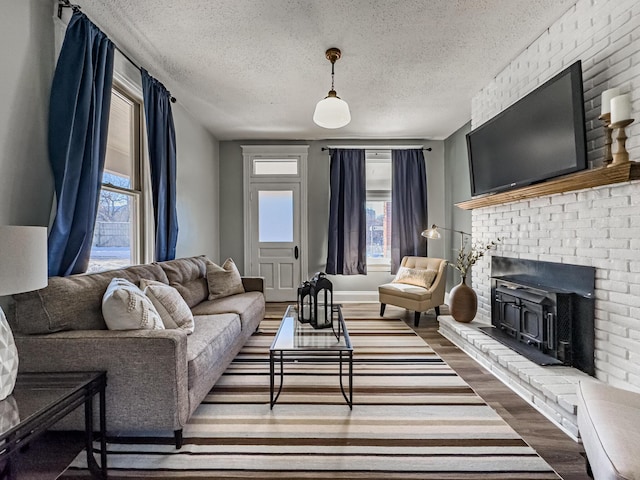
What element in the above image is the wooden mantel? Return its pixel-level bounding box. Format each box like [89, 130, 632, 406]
[456, 161, 640, 210]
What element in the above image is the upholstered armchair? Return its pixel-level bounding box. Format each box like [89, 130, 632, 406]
[378, 257, 448, 327]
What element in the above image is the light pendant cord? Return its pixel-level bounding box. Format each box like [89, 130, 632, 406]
[331, 61, 335, 91]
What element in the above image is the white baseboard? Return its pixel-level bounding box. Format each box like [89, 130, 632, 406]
[333, 291, 379, 303]
[333, 291, 452, 304]
[333, 290, 449, 305]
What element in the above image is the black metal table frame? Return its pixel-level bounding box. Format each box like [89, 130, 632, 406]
[269, 312, 353, 410]
[0, 371, 107, 480]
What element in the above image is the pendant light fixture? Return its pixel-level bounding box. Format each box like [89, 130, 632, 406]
[313, 48, 351, 129]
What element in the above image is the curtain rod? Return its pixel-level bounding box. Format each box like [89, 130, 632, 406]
[57, 0, 177, 103]
[321, 146, 432, 151]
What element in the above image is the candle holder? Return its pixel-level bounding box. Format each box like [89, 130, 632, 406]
[598, 112, 613, 165]
[609, 118, 634, 167]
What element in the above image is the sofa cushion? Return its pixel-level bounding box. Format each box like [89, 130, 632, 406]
[187, 314, 241, 390]
[140, 279, 195, 334]
[160, 256, 210, 308]
[102, 278, 165, 331]
[378, 282, 432, 301]
[191, 291, 265, 331]
[393, 267, 438, 289]
[11, 263, 168, 334]
[206, 258, 245, 300]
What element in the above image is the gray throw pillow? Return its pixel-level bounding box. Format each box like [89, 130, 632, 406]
[206, 258, 245, 300]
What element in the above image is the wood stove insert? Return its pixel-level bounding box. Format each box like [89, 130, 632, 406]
[480, 256, 595, 375]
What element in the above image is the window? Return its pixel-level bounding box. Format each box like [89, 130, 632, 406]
[88, 86, 143, 273]
[258, 190, 294, 242]
[253, 158, 298, 176]
[365, 150, 392, 271]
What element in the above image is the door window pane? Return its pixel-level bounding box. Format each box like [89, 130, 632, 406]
[259, 190, 293, 242]
[253, 159, 298, 176]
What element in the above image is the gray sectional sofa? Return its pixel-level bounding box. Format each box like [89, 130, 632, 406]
[9, 256, 265, 448]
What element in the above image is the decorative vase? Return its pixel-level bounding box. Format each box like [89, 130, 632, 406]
[0, 394, 20, 432]
[0, 309, 19, 401]
[449, 276, 477, 323]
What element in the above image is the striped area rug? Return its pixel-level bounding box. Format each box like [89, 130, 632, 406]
[61, 315, 558, 479]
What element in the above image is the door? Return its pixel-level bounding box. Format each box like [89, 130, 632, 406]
[249, 183, 301, 301]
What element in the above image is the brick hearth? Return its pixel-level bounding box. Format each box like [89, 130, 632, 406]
[438, 316, 593, 440]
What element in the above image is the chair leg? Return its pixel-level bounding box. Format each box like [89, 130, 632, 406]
[174, 429, 183, 449]
[435, 306, 441, 318]
[380, 303, 386, 316]
[414, 311, 421, 327]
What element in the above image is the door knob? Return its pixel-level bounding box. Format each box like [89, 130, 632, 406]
[294, 246, 299, 259]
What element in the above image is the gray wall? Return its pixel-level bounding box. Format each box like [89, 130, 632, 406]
[219, 139, 445, 293]
[0, 0, 220, 263]
[173, 105, 220, 261]
[443, 121, 472, 289]
[0, 0, 55, 227]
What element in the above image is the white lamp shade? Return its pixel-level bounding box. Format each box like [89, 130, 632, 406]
[0, 226, 47, 401]
[313, 95, 351, 129]
[0, 226, 48, 296]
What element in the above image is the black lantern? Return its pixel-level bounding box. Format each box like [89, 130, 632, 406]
[309, 272, 333, 329]
[296, 281, 312, 323]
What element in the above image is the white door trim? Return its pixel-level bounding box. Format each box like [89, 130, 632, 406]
[242, 145, 309, 293]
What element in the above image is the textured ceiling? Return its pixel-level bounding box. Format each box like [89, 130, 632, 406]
[75, 0, 575, 141]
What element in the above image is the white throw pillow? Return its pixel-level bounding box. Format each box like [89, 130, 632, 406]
[206, 258, 245, 300]
[140, 279, 195, 334]
[102, 278, 164, 331]
[392, 267, 438, 289]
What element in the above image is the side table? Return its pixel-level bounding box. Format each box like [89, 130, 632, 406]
[0, 371, 107, 479]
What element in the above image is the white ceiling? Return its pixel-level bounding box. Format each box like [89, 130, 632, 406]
[75, 0, 576, 141]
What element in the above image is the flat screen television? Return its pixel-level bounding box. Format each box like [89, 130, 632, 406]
[466, 60, 587, 197]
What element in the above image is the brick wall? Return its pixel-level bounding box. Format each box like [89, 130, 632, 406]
[470, 0, 640, 391]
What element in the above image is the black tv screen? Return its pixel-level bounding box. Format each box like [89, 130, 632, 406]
[466, 60, 587, 197]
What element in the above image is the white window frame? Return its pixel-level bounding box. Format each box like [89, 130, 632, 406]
[89, 84, 145, 271]
[365, 150, 392, 272]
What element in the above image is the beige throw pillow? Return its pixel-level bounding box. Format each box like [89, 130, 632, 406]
[140, 279, 195, 334]
[206, 258, 245, 300]
[102, 278, 164, 331]
[392, 267, 438, 289]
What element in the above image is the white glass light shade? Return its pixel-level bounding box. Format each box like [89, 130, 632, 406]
[313, 92, 351, 129]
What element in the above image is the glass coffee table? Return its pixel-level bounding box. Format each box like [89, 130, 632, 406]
[0, 371, 107, 479]
[269, 304, 353, 409]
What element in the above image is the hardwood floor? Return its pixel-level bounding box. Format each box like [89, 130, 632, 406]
[332, 302, 589, 480]
[11, 302, 589, 479]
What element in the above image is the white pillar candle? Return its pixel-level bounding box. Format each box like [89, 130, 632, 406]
[601, 87, 622, 115]
[610, 94, 632, 124]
